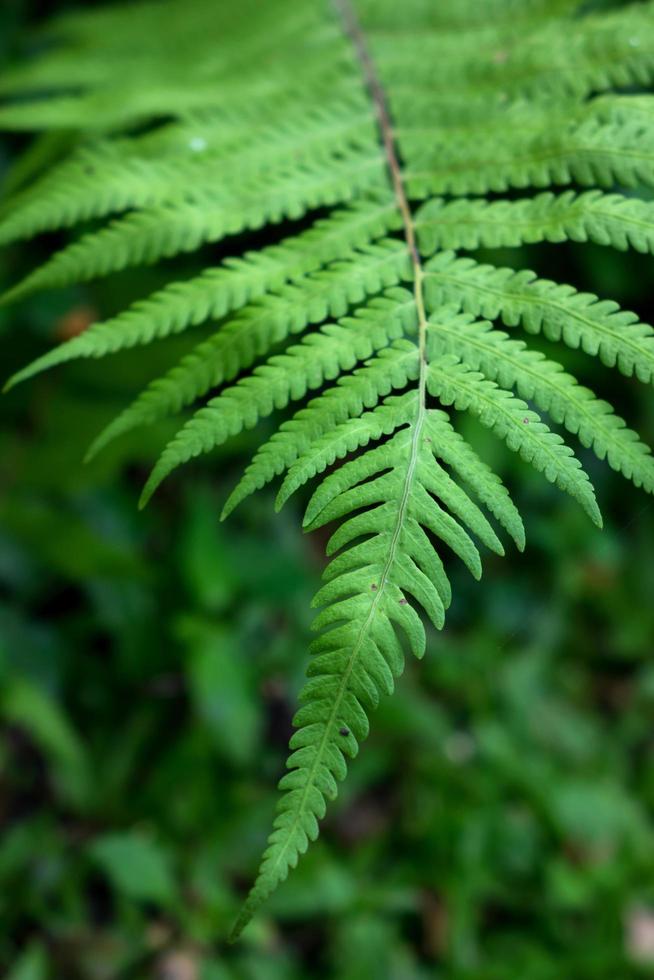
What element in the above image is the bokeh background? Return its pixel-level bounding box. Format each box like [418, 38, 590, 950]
[2, 1, 654, 977]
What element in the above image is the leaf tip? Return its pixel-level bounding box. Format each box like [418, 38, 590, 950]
[139, 461, 170, 509]
[587, 497, 603, 529]
[138, 485, 153, 510]
[228, 908, 253, 944]
[83, 439, 102, 465]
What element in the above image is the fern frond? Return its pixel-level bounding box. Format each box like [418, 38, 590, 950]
[140, 330, 421, 508]
[397, 92, 652, 152]
[421, 411, 526, 551]
[231, 403, 503, 931]
[0, 1, 355, 130]
[373, 4, 654, 101]
[1, 151, 388, 293]
[417, 191, 654, 255]
[4, 201, 400, 388]
[356, 0, 581, 31]
[426, 355, 602, 527]
[0, 100, 375, 246]
[276, 391, 419, 509]
[407, 117, 654, 198]
[222, 313, 419, 518]
[4, 0, 654, 938]
[87, 269, 412, 460]
[425, 253, 654, 384]
[427, 314, 654, 495]
[2, 193, 398, 303]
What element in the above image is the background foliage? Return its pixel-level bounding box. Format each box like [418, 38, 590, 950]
[2, 1, 654, 977]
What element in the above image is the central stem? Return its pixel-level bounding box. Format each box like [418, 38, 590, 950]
[333, 0, 429, 394]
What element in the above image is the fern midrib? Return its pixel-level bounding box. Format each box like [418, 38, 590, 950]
[258, 0, 429, 887]
[585, 206, 654, 235]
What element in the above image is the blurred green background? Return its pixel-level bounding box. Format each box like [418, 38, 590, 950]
[2, 2, 654, 978]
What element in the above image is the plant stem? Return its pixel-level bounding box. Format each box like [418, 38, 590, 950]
[333, 0, 429, 399]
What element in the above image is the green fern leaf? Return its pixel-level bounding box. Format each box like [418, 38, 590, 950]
[426, 313, 654, 495]
[140, 329, 421, 508]
[3, 0, 654, 940]
[222, 309, 419, 517]
[2, 195, 399, 303]
[231, 407, 496, 933]
[7, 147, 384, 270]
[425, 252, 654, 384]
[426, 354, 602, 527]
[4, 201, 400, 389]
[86, 246, 411, 458]
[0, 100, 376, 246]
[416, 191, 654, 255]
